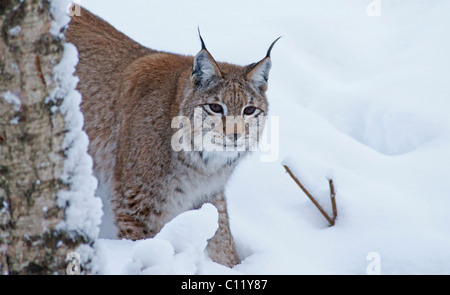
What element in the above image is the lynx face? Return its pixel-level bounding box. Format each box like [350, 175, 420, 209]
[177, 36, 280, 162]
[191, 77, 268, 157]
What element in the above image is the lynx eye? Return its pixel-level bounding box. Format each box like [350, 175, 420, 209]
[243, 106, 257, 115]
[209, 104, 224, 114]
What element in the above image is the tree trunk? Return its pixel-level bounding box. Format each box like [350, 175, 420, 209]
[0, 0, 95, 274]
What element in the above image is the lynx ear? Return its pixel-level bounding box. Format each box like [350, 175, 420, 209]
[245, 36, 281, 91]
[191, 30, 222, 87]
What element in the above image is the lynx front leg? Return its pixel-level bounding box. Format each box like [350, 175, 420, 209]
[207, 191, 240, 267]
[115, 212, 148, 241]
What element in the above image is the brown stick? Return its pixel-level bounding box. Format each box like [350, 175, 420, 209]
[283, 164, 337, 226]
[329, 179, 337, 223]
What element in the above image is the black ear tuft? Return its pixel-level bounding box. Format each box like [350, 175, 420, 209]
[191, 31, 222, 88]
[198, 27, 207, 51]
[265, 36, 282, 58]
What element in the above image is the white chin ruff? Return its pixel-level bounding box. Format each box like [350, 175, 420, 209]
[200, 149, 242, 167]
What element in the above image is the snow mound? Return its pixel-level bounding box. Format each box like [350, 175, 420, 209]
[96, 204, 236, 275]
[125, 239, 175, 275]
[155, 203, 219, 253]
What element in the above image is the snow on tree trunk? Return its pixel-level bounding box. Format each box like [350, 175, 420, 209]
[0, 0, 101, 274]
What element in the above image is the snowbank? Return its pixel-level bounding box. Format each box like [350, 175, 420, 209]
[95, 204, 239, 275]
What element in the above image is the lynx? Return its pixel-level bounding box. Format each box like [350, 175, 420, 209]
[66, 7, 278, 267]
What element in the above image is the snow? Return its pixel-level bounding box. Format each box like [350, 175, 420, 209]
[8, 25, 21, 37]
[1, 91, 21, 112]
[49, 0, 73, 37]
[95, 204, 235, 275]
[49, 0, 102, 248]
[9, 117, 19, 125]
[76, 0, 450, 274]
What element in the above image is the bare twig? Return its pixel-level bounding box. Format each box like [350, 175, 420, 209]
[329, 179, 337, 224]
[283, 164, 337, 226]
